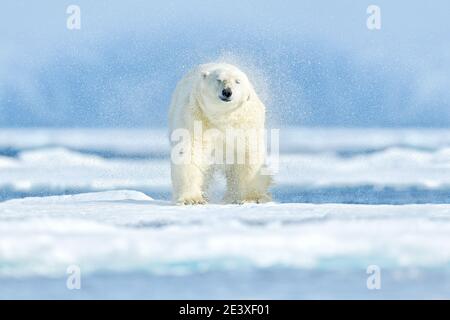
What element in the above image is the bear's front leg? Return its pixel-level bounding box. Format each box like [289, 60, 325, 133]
[225, 164, 272, 204]
[171, 162, 207, 205]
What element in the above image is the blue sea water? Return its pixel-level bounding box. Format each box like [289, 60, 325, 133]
[1, 185, 450, 205]
[2, 268, 450, 300]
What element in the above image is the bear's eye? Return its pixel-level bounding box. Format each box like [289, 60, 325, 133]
[235, 79, 241, 84]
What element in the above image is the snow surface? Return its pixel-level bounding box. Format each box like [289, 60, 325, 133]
[1, 190, 450, 279]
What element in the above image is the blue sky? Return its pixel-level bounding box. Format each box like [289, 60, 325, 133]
[0, 1, 449, 127]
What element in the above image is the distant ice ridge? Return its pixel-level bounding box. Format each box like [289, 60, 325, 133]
[0, 128, 168, 155]
[1, 128, 450, 154]
[0, 147, 169, 191]
[277, 147, 450, 188]
[1, 144, 450, 192]
[1, 190, 450, 277]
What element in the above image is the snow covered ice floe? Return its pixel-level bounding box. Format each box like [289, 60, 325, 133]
[1, 190, 450, 278]
[1, 128, 450, 196]
[1, 145, 450, 194]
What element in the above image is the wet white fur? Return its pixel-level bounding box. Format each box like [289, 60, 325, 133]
[168, 63, 272, 204]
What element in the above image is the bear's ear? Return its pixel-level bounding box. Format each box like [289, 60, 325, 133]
[201, 71, 210, 79]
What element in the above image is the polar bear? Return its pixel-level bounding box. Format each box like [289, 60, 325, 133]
[168, 63, 272, 205]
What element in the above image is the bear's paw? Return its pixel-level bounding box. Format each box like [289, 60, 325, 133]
[176, 193, 207, 205]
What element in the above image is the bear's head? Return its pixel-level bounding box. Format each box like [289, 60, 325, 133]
[197, 63, 252, 117]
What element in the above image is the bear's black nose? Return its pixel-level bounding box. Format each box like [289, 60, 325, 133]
[222, 88, 232, 98]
